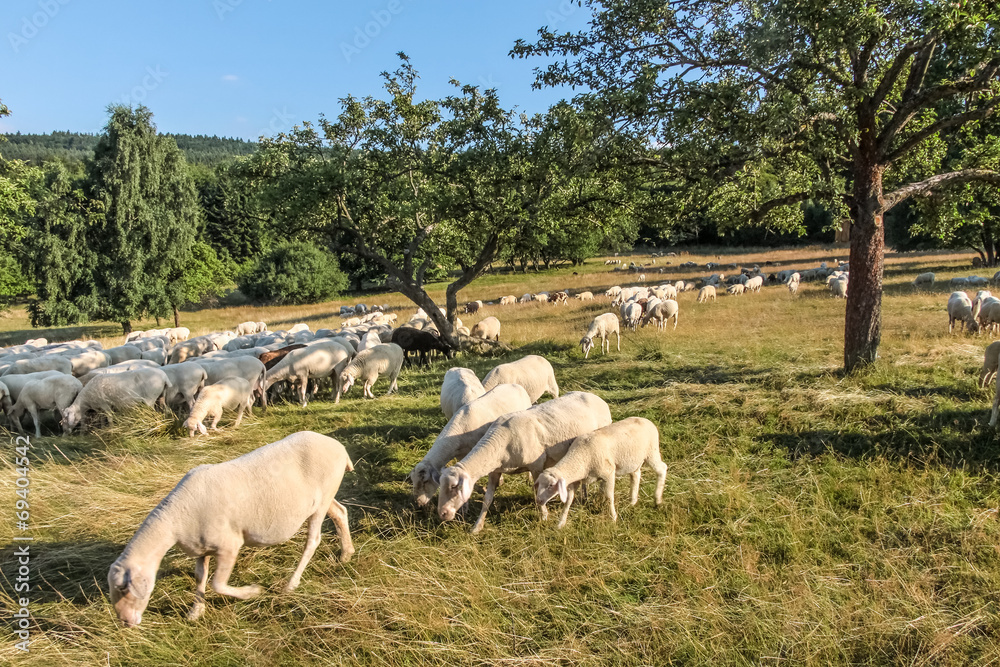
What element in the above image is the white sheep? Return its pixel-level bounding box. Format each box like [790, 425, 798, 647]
[574, 291, 594, 301]
[727, 283, 746, 296]
[830, 277, 848, 299]
[624, 302, 642, 331]
[437, 391, 613, 532]
[470, 316, 501, 341]
[235, 321, 258, 336]
[948, 291, 980, 333]
[265, 341, 353, 406]
[183, 377, 254, 437]
[697, 285, 716, 303]
[61, 368, 172, 433]
[745, 275, 764, 293]
[499, 295, 516, 305]
[580, 313, 621, 359]
[440, 368, 487, 419]
[338, 343, 404, 399]
[1, 355, 74, 377]
[8, 374, 83, 437]
[107, 431, 354, 626]
[141, 348, 167, 365]
[641, 299, 679, 330]
[412, 383, 532, 507]
[912, 272, 935, 290]
[533, 417, 667, 528]
[358, 330, 382, 352]
[161, 362, 208, 414]
[980, 341, 1000, 389]
[0, 370, 65, 409]
[481, 355, 559, 403]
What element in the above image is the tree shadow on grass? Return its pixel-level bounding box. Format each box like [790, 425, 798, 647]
[0, 323, 123, 347]
[0, 539, 121, 606]
[760, 407, 1000, 471]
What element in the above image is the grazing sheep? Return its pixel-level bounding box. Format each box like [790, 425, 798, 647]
[948, 291, 981, 333]
[980, 341, 1000, 389]
[8, 374, 83, 436]
[168, 336, 215, 365]
[912, 272, 935, 290]
[980, 300, 1000, 334]
[482, 355, 559, 403]
[745, 276, 764, 293]
[574, 291, 594, 301]
[264, 341, 353, 406]
[258, 344, 308, 370]
[339, 343, 405, 399]
[1, 355, 74, 377]
[605, 286, 622, 299]
[440, 368, 487, 420]
[499, 295, 516, 305]
[107, 431, 354, 626]
[390, 327, 454, 367]
[235, 321, 258, 336]
[140, 348, 167, 365]
[166, 327, 190, 343]
[552, 291, 569, 305]
[534, 417, 667, 528]
[62, 368, 172, 433]
[470, 316, 501, 341]
[194, 357, 268, 410]
[412, 383, 532, 507]
[358, 330, 382, 352]
[0, 370, 64, 410]
[697, 286, 716, 303]
[624, 302, 643, 331]
[437, 392, 613, 533]
[161, 362, 208, 414]
[183, 377, 254, 437]
[580, 313, 621, 359]
[288, 323, 311, 334]
[106, 345, 143, 365]
[727, 283, 746, 296]
[641, 299, 679, 330]
[830, 277, 849, 298]
[465, 300, 483, 314]
[518, 293, 533, 303]
[78, 360, 161, 386]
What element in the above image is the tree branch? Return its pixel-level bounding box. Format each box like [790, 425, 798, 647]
[881, 98, 1000, 166]
[882, 169, 1000, 211]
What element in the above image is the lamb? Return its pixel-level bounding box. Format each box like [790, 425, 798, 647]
[912, 272, 935, 290]
[470, 316, 501, 341]
[183, 377, 254, 437]
[166, 327, 190, 343]
[499, 295, 516, 305]
[518, 293, 533, 303]
[62, 368, 172, 433]
[830, 277, 849, 298]
[160, 362, 208, 413]
[9, 374, 84, 436]
[788, 280, 799, 296]
[624, 302, 642, 330]
[338, 343, 404, 399]
[533, 417, 667, 528]
[574, 291, 594, 301]
[696, 286, 716, 303]
[412, 383, 532, 507]
[980, 297, 1000, 332]
[437, 391, 613, 532]
[605, 286, 622, 299]
[194, 356, 268, 409]
[980, 341, 1000, 389]
[552, 291, 569, 305]
[440, 367, 487, 419]
[481, 355, 559, 403]
[580, 313, 621, 358]
[235, 321, 259, 336]
[948, 291, 980, 333]
[980, 300, 1000, 335]
[641, 299, 679, 330]
[107, 431, 354, 626]
[1, 355, 74, 377]
[263, 342, 353, 406]
[465, 300, 483, 314]
[745, 275, 764, 293]
[727, 283, 746, 296]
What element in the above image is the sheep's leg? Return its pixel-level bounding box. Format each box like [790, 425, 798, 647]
[630, 470, 642, 506]
[210, 543, 262, 599]
[651, 459, 667, 506]
[387, 366, 400, 395]
[298, 374, 308, 408]
[991, 383, 1000, 427]
[188, 555, 210, 620]
[604, 474, 618, 521]
[209, 409, 222, 431]
[233, 404, 245, 428]
[616, 331, 620, 351]
[471, 472, 502, 534]
[326, 499, 355, 562]
[556, 486, 577, 529]
[283, 511, 324, 593]
[28, 404, 41, 438]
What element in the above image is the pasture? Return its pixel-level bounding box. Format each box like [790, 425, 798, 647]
[3, 245, 1000, 666]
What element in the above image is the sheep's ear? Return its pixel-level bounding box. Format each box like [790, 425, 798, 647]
[198, 423, 208, 436]
[557, 478, 568, 504]
[430, 469, 441, 486]
[460, 474, 472, 501]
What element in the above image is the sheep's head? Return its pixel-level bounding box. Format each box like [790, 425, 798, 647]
[533, 470, 567, 507]
[409, 462, 441, 507]
[339, 370, 356, 394]
[182, 416, 207, 437]
[437, 467, 472, 521]
[580, 337, 594, 358]
[60, 405, 82, 434]
[108, 557, 155, 627]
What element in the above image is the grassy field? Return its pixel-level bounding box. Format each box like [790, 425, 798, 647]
[4, 244, 1000, 666]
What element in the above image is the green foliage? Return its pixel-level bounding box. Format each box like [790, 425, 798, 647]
[193, 159, 273, 266]
[173, 241, 232, 307]
[240, 241, 348, 305]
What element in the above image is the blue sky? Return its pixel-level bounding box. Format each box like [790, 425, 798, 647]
[0, 0, 592, 140]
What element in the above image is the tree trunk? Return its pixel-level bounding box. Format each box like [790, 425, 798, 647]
[844, 164, 886, 372]
[121, 321, 132, 335]
[173, 304, 180, 328]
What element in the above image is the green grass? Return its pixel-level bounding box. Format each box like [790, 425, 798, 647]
[4, 245, 1000, 665]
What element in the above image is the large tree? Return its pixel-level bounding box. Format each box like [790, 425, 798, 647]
[86, 106, 200, 333]
[514, 0, 1000, 370]
[248, 58, 633, 346]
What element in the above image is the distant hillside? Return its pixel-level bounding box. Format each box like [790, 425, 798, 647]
[1, 131, 258, 165]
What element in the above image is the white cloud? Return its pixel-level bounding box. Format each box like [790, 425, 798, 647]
[222, 74, 240, 82]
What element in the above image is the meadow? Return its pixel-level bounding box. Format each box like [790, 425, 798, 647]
[3, 244, 1000, 666]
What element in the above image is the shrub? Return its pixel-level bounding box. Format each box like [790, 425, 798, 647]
[240, 241, 348, 305]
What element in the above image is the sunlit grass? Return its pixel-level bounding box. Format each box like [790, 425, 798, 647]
[3, 245, 1000, 665]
